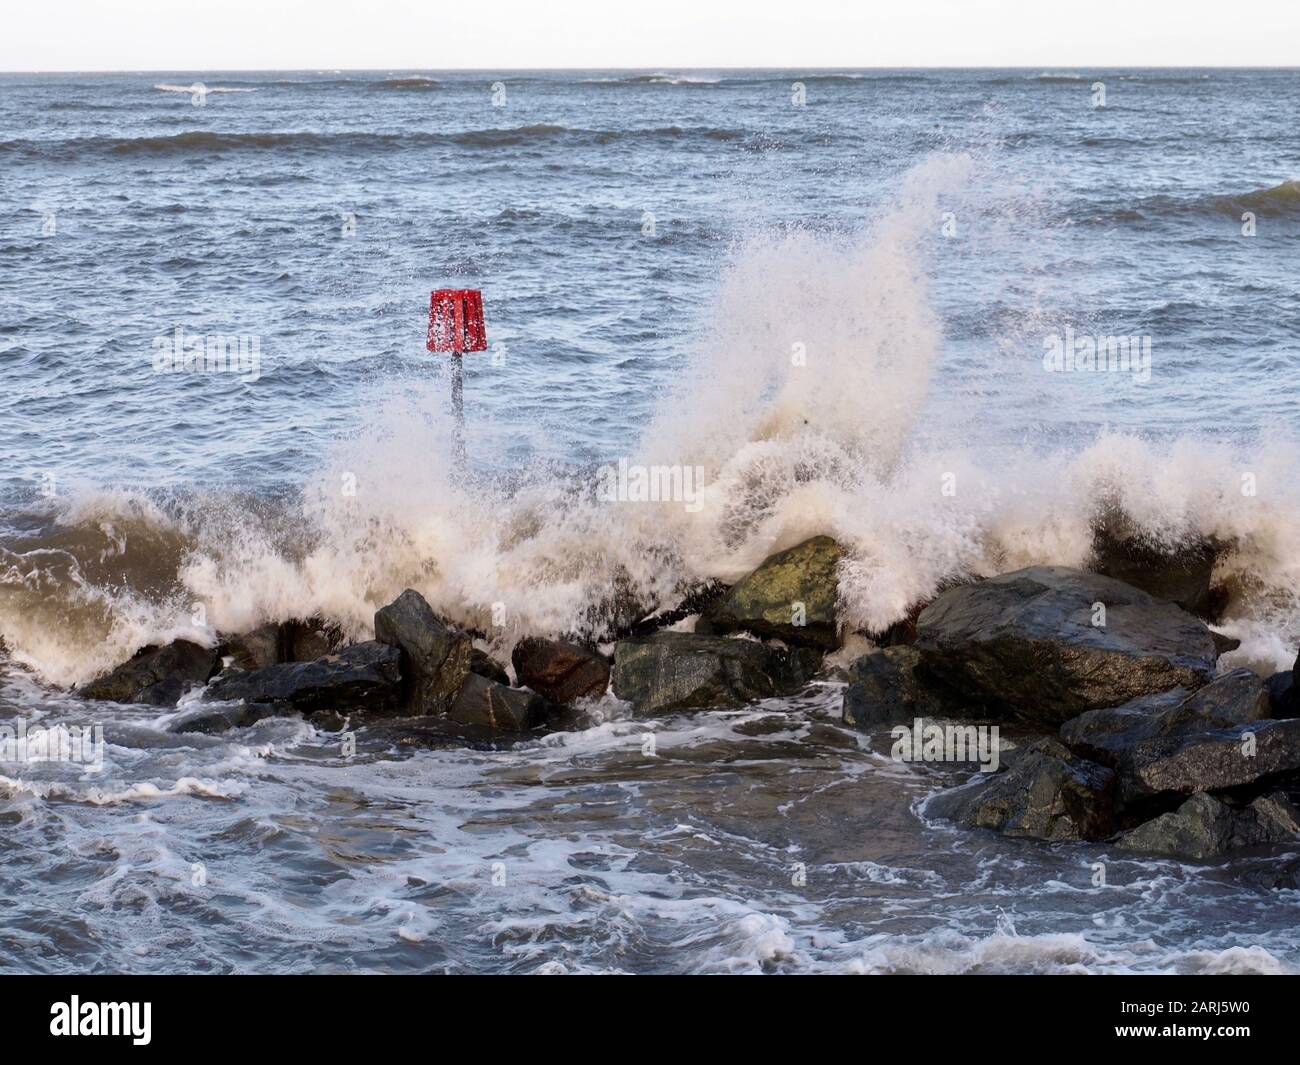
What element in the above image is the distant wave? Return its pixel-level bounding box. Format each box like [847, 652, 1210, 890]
[1089, 178, 1300, 223]
[366, 76, 442, 90]
[0, 124, 750, 158]
[153, 83, 258, 95]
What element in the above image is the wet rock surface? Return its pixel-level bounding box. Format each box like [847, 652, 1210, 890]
[374, 589, 472, 716]
[925, 738, 1116, 842]
[914, 566, 1217, 726]
[512, 636, 610, 704]
[612, 631, 821, 715]
[205, 641, 402, 718]
[78, 640, 220, 706]
[702, 536, 843, 650]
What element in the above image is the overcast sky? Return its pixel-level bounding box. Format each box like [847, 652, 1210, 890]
[3, 0, 1297, 71]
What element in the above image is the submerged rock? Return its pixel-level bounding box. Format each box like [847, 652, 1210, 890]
[926, 738, 1115, 842]
[205, 641, 401, 718]
[703, 536, 842, 650]
[512, 636, 610, 704]
[1091, 525, 1226, 620]
[449, 673, 550, 732]
[168, 702, 278, 735]
[611, 632, 820, 715]
[842, 645, 970, 729]
[374, 589, 472, 716]
[913, 566, 1217, 727]
[78, 640, 219, 706]
[1115, 791, 1300, 860]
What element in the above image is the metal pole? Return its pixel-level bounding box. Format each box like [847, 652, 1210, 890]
[450, 351, 466, 469]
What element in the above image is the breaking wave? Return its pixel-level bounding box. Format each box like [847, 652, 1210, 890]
[3, 153, 1299, 690]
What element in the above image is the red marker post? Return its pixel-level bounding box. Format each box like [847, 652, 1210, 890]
[427, 289, 487, 469]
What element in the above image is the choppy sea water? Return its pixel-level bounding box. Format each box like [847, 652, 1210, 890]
[1, 69, 1299, 973]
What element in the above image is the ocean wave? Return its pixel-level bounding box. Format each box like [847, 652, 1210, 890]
[1089, 178, 1300, 222]
[6, 155, 1300, 691]
[0, 124, 750, 158]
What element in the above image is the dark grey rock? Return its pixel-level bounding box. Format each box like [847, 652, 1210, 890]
[1265, 669, 1296, 717]
[926, 738, 1115, 842]
[1061, 669, 1274, 770]
[470, 647, 510, 686]
[702, 536, 842, 650]
[512, 636, 610, 704]
[448, 673, 550, 731]
[914, 566, 1217, 727]
[205, 641, 401, 718]
[78, 640, 219, 706]
[281, 617, 343, 662]
[374, 589, 472, 716]
[168, 702, 279, 735]
[611, 631, 820, 715]
[842, 645, 970, 729]
[1117, 717, 1300, 805]
[221, 623, 281, 670]
[1116, 791, 1300, 860]
[1091, 525, 1225, 620]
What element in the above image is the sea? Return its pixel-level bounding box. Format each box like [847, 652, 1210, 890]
[1, 68, 1298, 973]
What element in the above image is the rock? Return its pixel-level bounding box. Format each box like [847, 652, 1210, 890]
[1116, 791, 1300, 860]
[78, 640, 220, 706]
[842, 645, 970, 729]
[168, 702, 279, 735]
[1115, 793, 1235, 859]
[1265, 669, 1296, 717]
[205, 641, 401, 718]
[926, 738, 1115, 842]
[221, 623, 282, 670]
[1061, 669, 1275, 769]
[1211, 631, 1241, 657]
[1116, 717, 1300, 806]
[1059, 688, 1188, 766]
[448, 673, 550, 731]
[470, 647, 510, 686]
[913, 566, 1217, 727]
[1240, 857, 1300, 891]
[702, 536, 842, 650]
[1091, 524, 1226, 620]
[611, 632, 820, 715]
[373, 589, 472, 716]
[281, 617, 343, 662]
[511, 637, 610, 704]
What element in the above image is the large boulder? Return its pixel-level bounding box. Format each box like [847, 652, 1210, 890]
[448, 673, 550, 732]
[842, 645, 970, 729]
[374, 589, 472, 716]
[78, 640, 219, 706]
[1115, 791, 1300, 861]
[702, 536, 842, 650]
[925, 738, 1115, 842]
[611, 632, 820, 715]
[205, 641, 401, 718]
[1060, 668, 1272, 766]
[1116, 717, 1300, 806]
[913, 566, 1217, 727]
[1091, 524, 1225, 620]
[512, 637, 610, 704]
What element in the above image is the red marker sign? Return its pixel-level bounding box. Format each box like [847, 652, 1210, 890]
[427, 288, 487, 354]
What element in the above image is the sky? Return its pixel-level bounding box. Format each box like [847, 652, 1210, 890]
[2, 0, 1297, 71]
